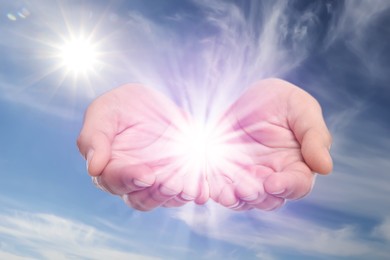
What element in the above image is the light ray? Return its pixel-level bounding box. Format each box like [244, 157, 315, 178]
[6, 1, 117, 107]
[154, 115, 254, 191]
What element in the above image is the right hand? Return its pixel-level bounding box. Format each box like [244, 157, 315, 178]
[77, 84, 209, 211]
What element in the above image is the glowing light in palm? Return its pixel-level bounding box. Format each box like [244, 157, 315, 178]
[174, 121, 230, 176]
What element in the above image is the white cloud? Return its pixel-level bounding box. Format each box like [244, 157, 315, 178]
[0, 0, 340, 121]
[0, 210, 160, 260]
[308, 108, 390, 219]
[173, 202, 386, 259]
[0, 251, 33, 260]
[171, 103, 390, 258]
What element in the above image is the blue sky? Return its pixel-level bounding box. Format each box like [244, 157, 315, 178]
[1, 0, 390, 259]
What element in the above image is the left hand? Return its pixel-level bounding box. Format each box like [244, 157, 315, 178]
[209, 78, 333, 211]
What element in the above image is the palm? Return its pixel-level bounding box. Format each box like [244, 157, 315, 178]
[209, 79, 328, 210]
[109, 120, 209, 208]
[78, 79, 332, 211]
[81, 84, 209, 210]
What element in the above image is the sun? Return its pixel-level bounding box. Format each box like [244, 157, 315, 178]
[59, 36, 99, 75]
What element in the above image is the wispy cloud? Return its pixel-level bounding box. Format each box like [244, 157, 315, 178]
[0, 0, 361, 120]
[0, 210, 160, 260]
[0, 248, 33, 260]
[309, 106, 390, 218]
[2, 0, 389, 125]
[173, 202, 388, 259]
[170, 98, 390, 258]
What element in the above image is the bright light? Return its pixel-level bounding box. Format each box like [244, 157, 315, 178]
[59, 37, 99, 74]
[182, 122, 213, 169]
[173, 120, 229, 177]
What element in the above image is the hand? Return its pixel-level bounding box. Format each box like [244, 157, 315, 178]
[78, 79, 332, 212]
[209, 78, 333, 210]
[77, 84, 209, 211]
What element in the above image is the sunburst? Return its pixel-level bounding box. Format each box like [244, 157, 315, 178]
[58, 35, 99, 75]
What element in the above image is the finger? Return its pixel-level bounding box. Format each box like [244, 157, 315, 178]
[122, 183, 176, 211]
[77, 84, 179, 176]
[245, 193, 267, 205]
[99, 160, 155, 195]
[218, 184, 240, 208]
[176, 171, 208, 204]
[194, 173, 210, 205]
[251, 194, 285, 211]
[92, 176, 112, 193]
[162, 197, 188, 208]
[235, 167, 269, 205]
[208, 171, 232, 202]
[77, 98, 119, 176]
[287, 87, 333, 174]
[301, 129, 333, 174]
[263, 161, 314, 200]
[158, 170, 185, 197]
[235, 172, 264, 202]
[228, 200, 247, 211]
[233, 203, 254, 211]
[77, 86, 138, 176]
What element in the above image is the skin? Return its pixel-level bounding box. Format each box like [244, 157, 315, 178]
[77, 78, 332, 211]
[209, 78, 332, 210]
[77, 84, 209, 211]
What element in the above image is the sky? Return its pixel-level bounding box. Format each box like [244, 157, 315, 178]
[0, 0, 390, 259]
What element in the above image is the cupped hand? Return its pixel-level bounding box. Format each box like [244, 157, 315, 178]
[78, 79, 332, 212]
[209, 78, 332, 211]
[77, 84, 209, 211]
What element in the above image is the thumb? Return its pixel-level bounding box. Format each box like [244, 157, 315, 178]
[288, 87, 333, 174]
[77, 96, 119, 176]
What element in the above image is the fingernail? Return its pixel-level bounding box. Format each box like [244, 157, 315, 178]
[121, 194, 132, 207]
[270, 189, 285, 195]
[228, 200, 240, 209]
[133, 179, 153, 188]
[230, 201, 245, 210]
[159, 185, 179, 196]
[242, 194, 258, 202]
[86, 150, 94, 171]
[180, 193, 195, 201]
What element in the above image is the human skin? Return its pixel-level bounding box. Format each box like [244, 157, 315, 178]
[77, 78, 332, 211]
[209, 78, 332, 210]
[77, 85, 209, 211]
